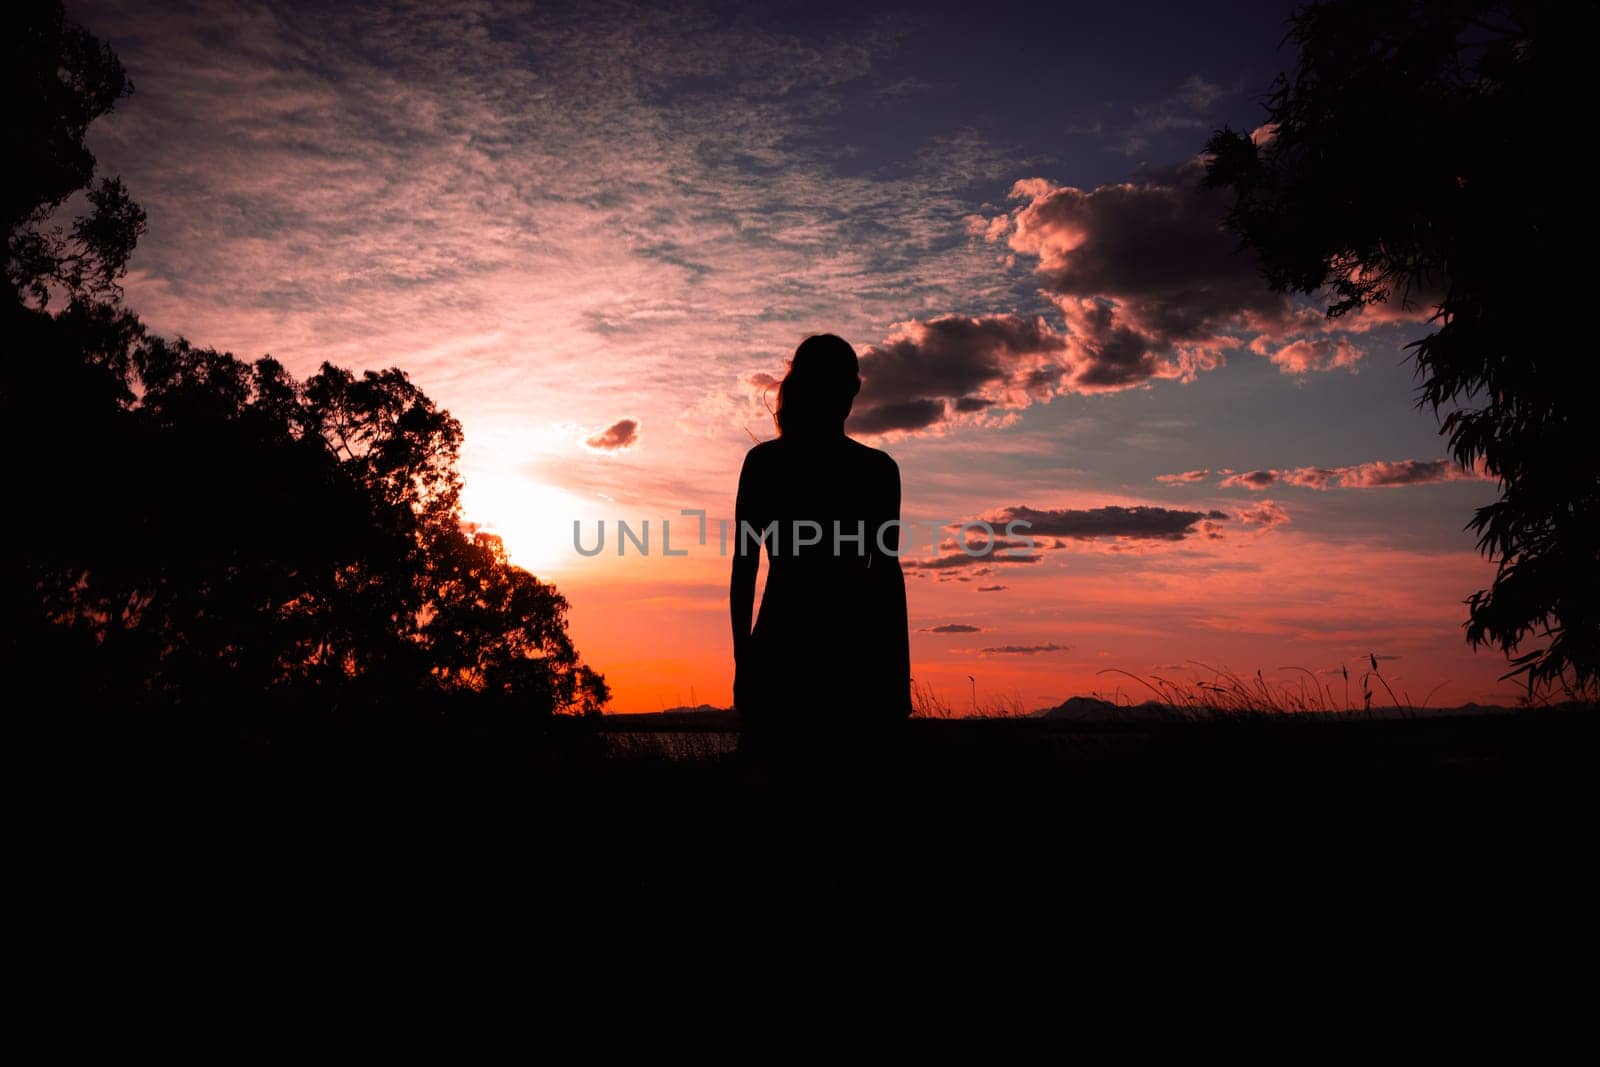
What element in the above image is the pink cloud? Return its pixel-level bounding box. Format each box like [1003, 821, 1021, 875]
[964, 213, 1011, 242]
[1260, 342, 1363, 379]
[1280, 467, 1340, 489]
[1155, 468, 1210, 484]
[1332, 266, 1445, 333]
[1259, 337, 1364, 373]
[1236, 499, 1291, 529]
[1335, 459, 1482, 488]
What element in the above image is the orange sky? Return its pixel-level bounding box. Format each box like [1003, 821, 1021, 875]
[547, 491, 1510, 713]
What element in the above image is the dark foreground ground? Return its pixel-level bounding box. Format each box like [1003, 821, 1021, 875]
[70, 704, 1594, 820]
[34, 708, 1598, 918]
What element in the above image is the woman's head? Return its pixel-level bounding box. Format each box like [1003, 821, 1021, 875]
[774, 333, 861, 437]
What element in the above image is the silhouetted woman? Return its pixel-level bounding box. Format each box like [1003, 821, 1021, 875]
[730, 334, 913, 765]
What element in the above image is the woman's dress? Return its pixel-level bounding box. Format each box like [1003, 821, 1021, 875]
[733, 433, 913, 746]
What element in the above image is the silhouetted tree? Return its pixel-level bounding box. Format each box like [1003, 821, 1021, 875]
[5, 2, 144, 308]
[4, 2, 607, 731]
[1205, 0, 1596, 695]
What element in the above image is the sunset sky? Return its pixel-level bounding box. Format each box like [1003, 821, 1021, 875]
[73, 0, 1515, 711]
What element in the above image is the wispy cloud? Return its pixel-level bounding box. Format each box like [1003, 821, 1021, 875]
[1192, 459, 1490, 491]
[902, 551, 1043, 572]
[78, 0, 1027, 514]
[977, 642, 1069, 655]
[1120, 75, 1224, 155]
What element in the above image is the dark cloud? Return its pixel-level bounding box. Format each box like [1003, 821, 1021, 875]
[979, 642, 1069, 655]
[826, 156, 1377, 438]
[976, 585, 1008, 592]
[1219, 469, 1278, 489]
[970, 159, 1370, 387]
[902, 551, 1043, 572]
[847, 314, 1069, 435]
[1003, 160, 1301, 385]
[920, 623, 983, 633]
[849, 398, 946, 434]
[585, 418, 638, 451]
[995, 505, 1228, 541]
[939, 536, 1034, 554]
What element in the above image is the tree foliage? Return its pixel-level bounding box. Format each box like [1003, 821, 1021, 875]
[3, 2, 608, 730]
[5, 3, 145, 307]
[1204, 0, 1596, 695]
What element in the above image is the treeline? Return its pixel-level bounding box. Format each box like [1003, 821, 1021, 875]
[3, 4, 608, 746]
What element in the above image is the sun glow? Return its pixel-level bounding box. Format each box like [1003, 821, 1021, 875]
[461, 470, 589, 578]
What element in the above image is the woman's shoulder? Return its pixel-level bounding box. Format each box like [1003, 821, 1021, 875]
[742, 438, 782, 465]
[744, 435, 897, 473]
[843, 436, 900, 471]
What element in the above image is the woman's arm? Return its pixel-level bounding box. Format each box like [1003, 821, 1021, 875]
[729, 450, 761, 666]
[876, 455, 914, 718]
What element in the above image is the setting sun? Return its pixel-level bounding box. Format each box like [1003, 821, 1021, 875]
[462, 472, 591, 578]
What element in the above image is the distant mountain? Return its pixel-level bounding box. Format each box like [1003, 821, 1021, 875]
[1038, 697, 1189, 722]
[654, 704, 732, 717]
[602, 705, 738, 729]
[1038, 696, 1116, 720]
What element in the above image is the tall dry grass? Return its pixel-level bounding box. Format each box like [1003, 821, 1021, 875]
[909, 653, 1529, 720]
[1092, 654, 1452, 718]
[910, 678, 1031, 719]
